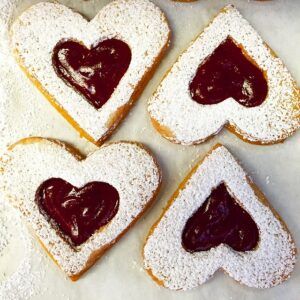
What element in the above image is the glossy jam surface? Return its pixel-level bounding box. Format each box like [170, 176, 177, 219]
[52, 38, 131, 109]
[189, 37, 268, 107]
[182, 183, 259, 252]
[36, 178, 119, 246]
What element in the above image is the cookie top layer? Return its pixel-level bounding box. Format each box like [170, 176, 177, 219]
[1, 138, 161, 277]
[11, 0, 170, 143]
[148, 5, 300, 145]
[144, 145, 296, 290]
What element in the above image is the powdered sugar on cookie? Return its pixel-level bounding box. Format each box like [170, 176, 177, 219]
[1, 139, 161, 278]
[148, 5, 300, 145]
[11, 0, 170, 144]
[144, 145, 296, 290]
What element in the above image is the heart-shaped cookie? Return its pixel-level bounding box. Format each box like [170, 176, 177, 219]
[148, 5, 300, 145]
[1, 138, 161, 280]
[143, 144, 296, 290]
[11, 0, 170, 145]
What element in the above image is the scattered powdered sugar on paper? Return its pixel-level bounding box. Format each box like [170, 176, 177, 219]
[0, 199, 46, 300]
[0, 0, 19, 42]
[0, 206, 11, 258]
[0, 0, 58, 152]
[0, 1, 46, 299]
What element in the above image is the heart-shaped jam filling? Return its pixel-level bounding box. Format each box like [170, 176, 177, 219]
[35, 178, 119, 246]
[189, 37, 268, 107]
[182, 183, 259, 252]
[52, 38, 131, 109]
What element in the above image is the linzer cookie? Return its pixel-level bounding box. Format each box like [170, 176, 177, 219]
[143, 144, 296, 290]
[1, 138, 161, 280]
[148, 5, 300, 145]
[11, 0, 170, 145]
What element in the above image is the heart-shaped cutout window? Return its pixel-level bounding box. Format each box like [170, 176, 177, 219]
[36, 178, 119, 247]
[189, 37, 268, 107]
[182, 183, 259, 252]
[52, 38, 132, 109]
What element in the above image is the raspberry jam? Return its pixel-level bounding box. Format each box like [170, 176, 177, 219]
[36, 178, 119, 246]
[52, 38, 131, 109]
[182, 183, 259, 252]
[189, 37, 268, 107]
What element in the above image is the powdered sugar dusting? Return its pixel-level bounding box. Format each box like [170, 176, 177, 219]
[148, 5, 300, 145]
[0, 0, 19, 51]
[0, 0, 93, 155]
[11, 0, 170, 142]
[144, 145, 296, 290]
[1, 140, 161, 277]
[0, 2, 46, 298]
[0, 199, 45, 300]
[0, 205, 11, 258]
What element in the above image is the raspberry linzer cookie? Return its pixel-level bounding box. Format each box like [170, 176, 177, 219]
[148, 5, 300, 145]
[143, 144, 296, 290]
[1, 138, 161, 280]
[11, 0, 170, 145]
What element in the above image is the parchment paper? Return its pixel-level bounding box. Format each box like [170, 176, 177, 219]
[0, 0, 299, 299]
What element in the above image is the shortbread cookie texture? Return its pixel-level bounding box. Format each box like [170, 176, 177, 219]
[143, 144, 296, 290]
[1, 138, 161, 280]
[11, 0, 170, 145]
[148, 5, 300, 145]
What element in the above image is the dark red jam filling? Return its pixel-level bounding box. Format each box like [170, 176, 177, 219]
[35, 178, 119, 247]
[182, 183, 259, 252]
[189, 37, 268, 107]
[52, 38, 131, 109]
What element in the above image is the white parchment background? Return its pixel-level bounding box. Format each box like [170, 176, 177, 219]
[0, 0, 299, 299]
